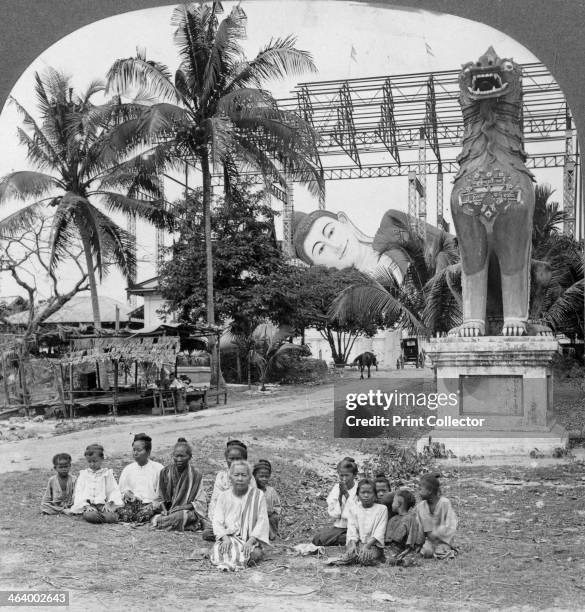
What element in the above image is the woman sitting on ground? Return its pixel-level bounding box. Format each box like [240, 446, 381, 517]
[118, 433, 164, 523]
[151, 438, 207, 531]
[203, 439, 255, 541]
[210, 460, 270, 571]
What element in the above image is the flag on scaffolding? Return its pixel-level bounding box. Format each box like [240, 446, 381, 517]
[350, 45, 358, 62]
[424, 41, 435, 57]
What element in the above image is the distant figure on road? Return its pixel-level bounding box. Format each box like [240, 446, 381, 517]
[351, 351, 378, 379]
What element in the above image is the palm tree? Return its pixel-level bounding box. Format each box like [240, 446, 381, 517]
[532, 183, 570, 247]
[530, 184, 584, 339]
[331, 224, 460, 337]
[0, 68, 173, 328]
[106, 1, 324, 332]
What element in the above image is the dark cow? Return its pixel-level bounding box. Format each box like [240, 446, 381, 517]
[351, 351, 378, 379]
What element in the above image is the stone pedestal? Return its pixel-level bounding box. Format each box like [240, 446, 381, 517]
[416, 336, 567, 456]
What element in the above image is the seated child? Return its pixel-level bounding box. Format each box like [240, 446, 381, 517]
[415, 473, 458, 560]
[384, 488, 424, 563]
[253, 459, 281, 540]
[312, 457, 358, 547]
[40, 453, 76, 515]
[69, 444, 123, 524]
[374, 473, 391, 502]
[202, 440, 255, 541]
[340, 479, 388, 565]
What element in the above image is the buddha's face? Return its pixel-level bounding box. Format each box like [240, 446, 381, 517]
[303, 216, 361, 269]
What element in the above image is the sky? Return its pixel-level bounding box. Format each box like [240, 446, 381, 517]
[0, 0, 563, 308]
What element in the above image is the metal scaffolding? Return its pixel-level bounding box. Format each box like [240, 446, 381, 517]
[177, 62, 579, 256]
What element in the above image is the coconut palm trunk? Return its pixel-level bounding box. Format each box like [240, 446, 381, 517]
[199, 150, 224, 388]
[79, 230, 101, 329]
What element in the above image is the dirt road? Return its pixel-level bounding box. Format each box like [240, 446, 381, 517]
[0, 369, 433, 473]
[0, 386, 332, 473]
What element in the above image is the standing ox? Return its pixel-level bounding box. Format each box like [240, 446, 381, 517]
[352, 352, 378, 379]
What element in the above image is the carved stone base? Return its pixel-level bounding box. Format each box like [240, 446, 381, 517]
[418, 336, 567, 456]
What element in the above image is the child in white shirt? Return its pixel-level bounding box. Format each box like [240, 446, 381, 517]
[70, 444, 123, 523]
[312, 457, 358, 546]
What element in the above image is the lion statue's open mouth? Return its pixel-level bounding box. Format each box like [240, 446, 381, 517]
[468, 72, 508, 96]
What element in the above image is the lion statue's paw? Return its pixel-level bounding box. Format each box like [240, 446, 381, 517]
[448, 320, 485, 337]
[502, 319, 527, 336]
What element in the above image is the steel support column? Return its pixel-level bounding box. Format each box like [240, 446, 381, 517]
[283, 178, 294, 258]
[417, 128, 427, 240]
[564, 123, 576, 235]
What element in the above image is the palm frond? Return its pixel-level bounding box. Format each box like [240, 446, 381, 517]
[0, 203, 44, 238]
[422, 265, 463, 333]
[542, 279, 584, 334]
[10, 96, 63, 171]
[48, 197, 81, 271]
[331, 277, 426, 335]
[107, 52, 181, 104]
[95, 191, 175, 231]
[92, 208, 137, 282]
[0, 171, 62, 203]
[137, 103, 190, 136]
[171, 3, 212, 99]
[225, 36, 317, 92]
[202, 4, 247, 100]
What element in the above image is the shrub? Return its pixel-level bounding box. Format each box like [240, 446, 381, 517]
[277, 357, 328, 384]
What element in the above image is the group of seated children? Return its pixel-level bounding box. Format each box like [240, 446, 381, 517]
[41, 440, 455, 569]
[40, 435, 281, 571]
[312, 457, 457, 565]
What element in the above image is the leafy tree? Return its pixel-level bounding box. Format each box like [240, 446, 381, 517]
[159, 182, 285, 331]
[0, 68, 172, 328]
[107, 1, 324, 334]
[264, 265, 381, 364]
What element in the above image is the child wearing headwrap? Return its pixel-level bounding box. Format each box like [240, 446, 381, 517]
[253, 459, 281, 540]
[415, 473, 458, 560]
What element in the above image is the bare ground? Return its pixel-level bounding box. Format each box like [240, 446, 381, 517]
[1, 375, 585, 611]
